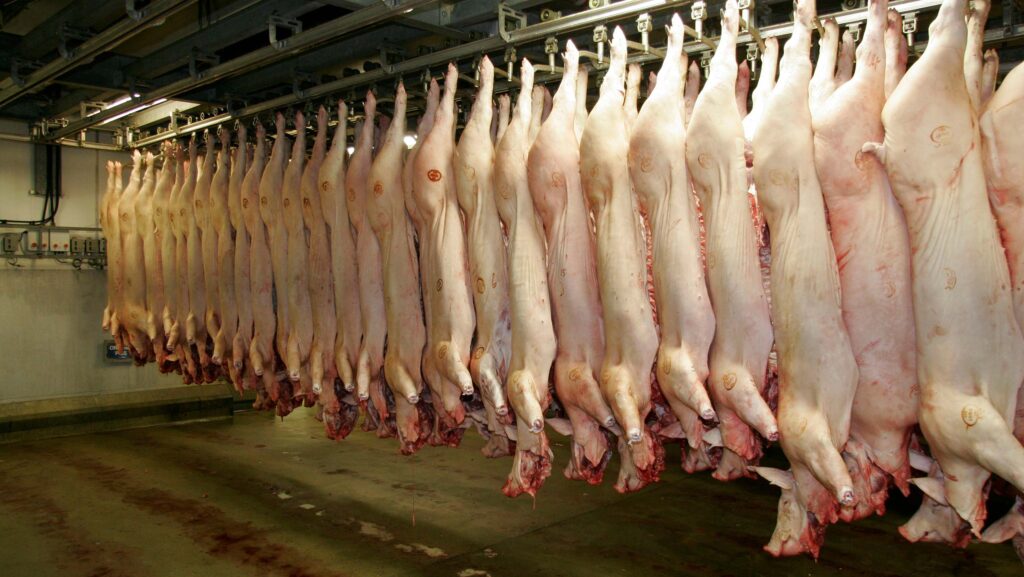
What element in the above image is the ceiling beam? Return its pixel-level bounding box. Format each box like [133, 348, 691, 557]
[320, 0, 472, 40]
[0, 0, 198, 110]
[120, 0, 322, 81]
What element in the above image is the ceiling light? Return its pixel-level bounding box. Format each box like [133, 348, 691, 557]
[100, 98, 168, 125]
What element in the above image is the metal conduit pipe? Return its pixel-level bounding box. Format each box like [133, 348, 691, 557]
[0, 131, 122, 152]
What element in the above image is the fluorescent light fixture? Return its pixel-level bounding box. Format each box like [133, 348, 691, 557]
[347, 146, 355, 155]
[99, 98, 168, 125]
[403, 134, 417, 149]
[86, 94, 134, 117]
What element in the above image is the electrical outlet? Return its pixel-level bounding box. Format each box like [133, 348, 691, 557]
[86, 238, 100, 254]
[70, 236, 87, 255]
[49, 230, 69, 253]
[24, 230, 42, 253]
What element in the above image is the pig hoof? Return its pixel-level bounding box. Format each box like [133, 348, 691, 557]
[766, 428, 779, 442]
[628, 428, 642, 443]
[530, 419, 544, 433]
[700, 408, 717, 422]
[495, 404, 509, 416]
[289, 371, 300, 382]
[461, 386, 475, 396]
[840, 487, 855, 506]
[605, 417, 617, 428]
[344, 383, 355, 392]
[312, 382, 322, 395]
[407, 394, 419, 404]
[254, 367, 264, 376]
[358, 392, 369, 401]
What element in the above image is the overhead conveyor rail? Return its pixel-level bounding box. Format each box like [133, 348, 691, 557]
[128, 0, 961, 149]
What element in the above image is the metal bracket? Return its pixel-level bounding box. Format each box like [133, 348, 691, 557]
[379, 43, 405, 74]
[502, 46, 517, 81]
[902, 11, 917, 47]
[589, 0, 609, 8]
[593, 25, 608, 64]
[746, 43, 760, 79]
[10, 58, 42, 87]
[292, 69, 319, 99]
[269, 14, 303, 48]
[700, 51, 712, 79]
[79, 101, 105, 120]
[125, 0, 147, 21]
[438, 0, 455, 25]
[691, 0, 708, 39]
[637, 13, 652, 52]
[58, 24, 94, 60]
[847, 21, 862, 42]
[189, 48, 220, 79]
[421, 68, 432, 96]
[498, 3, 526, 42]
[540, 8, 561, 21]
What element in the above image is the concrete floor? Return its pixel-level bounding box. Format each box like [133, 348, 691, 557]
[0, 410, 1020, 577]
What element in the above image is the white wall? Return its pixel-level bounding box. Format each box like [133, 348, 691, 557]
[0, 121, 186, 403]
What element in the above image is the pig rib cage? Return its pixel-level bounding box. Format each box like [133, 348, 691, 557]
[114, 0, 1013, 150]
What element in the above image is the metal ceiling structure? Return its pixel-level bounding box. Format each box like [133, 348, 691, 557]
[0, 0, 1018, 150]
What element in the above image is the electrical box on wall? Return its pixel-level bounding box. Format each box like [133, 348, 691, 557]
[1, 233, 20, 255]
[50, 230, 69, 253]
[24, 229, 42, 253]
[70, 236, 87, 255]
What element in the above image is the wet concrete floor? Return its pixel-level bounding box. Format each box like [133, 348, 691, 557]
[0, 409, 1019, 577]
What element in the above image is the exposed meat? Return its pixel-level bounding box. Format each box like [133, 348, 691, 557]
[686, 2, 776, 483]
[105, 161, 127, 350]
[120, 151, 150, 360]
[229, 125, 254, 391]
[412, 64, 476, 441]
[496, 59, 556, 496]
[210, 128, 237, 373]
[159, 147, 182, 353]
[153, 145, 178, 355]
[347, 97, 394, 437]
[258, 115, 292, 407]
[456, 56, 514, 458]
[978, 21, 1024, 551]
[138, 151, 165, 362]
[319, 101, 362, 438]
[528, 43, 618, 490]
[867, 0, 1024, 539]
[302, 108, 336, 401]
[282, 112, 315, 403]
[242, 124, 279, 401]
[809, 0, 917, 521]
[176, 141, 207, 378]
[574, 65, 588, 143]
[749, 0, 860, 558]
[195, 131, 221, 361]
[367, 84, 430, 453]
[582, 28, 664, 490]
